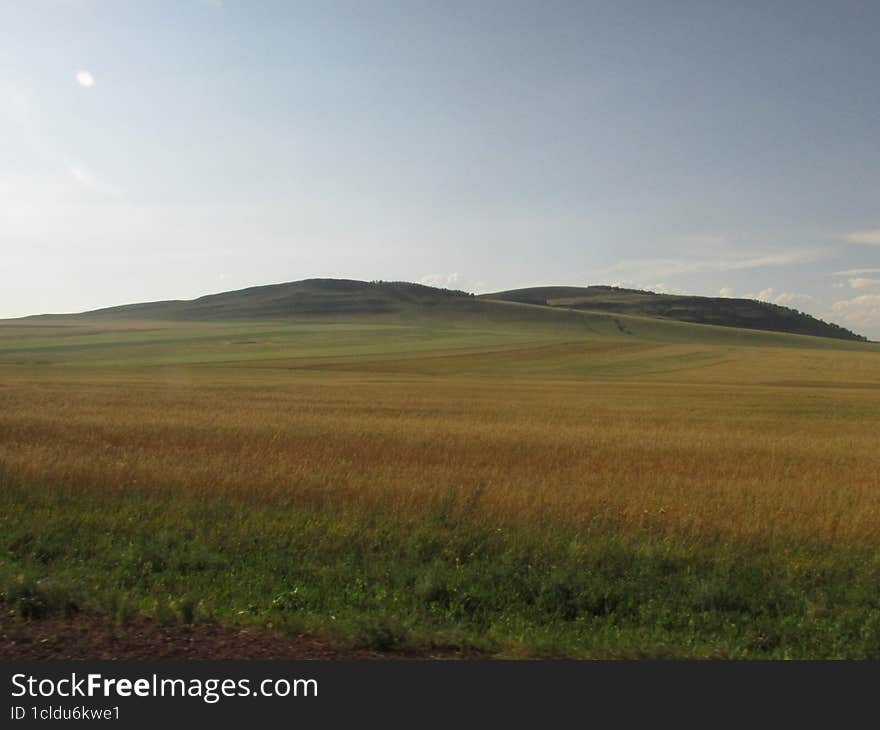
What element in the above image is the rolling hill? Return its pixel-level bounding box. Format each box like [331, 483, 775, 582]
[16, 278, 868, 343]
[53, 279, 482, 320]
[481, 285, 867, 342]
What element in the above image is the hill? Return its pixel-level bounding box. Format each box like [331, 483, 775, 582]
[54, 279, 482, 320]
[17, 278, 868, 344]
[481, 285, 867, 342]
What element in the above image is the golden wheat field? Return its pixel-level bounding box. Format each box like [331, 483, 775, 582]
[2, 315, 879, 544]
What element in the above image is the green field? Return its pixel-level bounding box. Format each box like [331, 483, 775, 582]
[3, 282, 880, 658]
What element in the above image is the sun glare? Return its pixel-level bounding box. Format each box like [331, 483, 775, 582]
[75, 70, 95, 87]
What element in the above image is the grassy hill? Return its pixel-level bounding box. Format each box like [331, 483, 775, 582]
[5, 282, 876, 374]
[481, 285, 867, 342]
[20, 278, 869, 346]
[40, 279, 487, 321]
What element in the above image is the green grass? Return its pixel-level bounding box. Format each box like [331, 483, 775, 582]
[4, 474, 880, 658]
[2, 302, 875, 373]
[2, 291, 879, 658]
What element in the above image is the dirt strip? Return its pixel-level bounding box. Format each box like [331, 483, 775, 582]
[0, 609, 464, 660]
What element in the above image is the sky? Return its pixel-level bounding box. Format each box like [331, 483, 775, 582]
[2, 1, 880, 338]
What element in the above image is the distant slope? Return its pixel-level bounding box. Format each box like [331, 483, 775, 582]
[481, 285, 867, 342]
[19, 278, 867, 343]
[37, 279, 488, 321]
[6, 281, 878, 374]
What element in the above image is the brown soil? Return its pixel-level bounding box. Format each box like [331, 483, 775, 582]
[0, 608, 453, 660]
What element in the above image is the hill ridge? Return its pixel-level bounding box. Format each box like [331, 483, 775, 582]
[16, 278, 867, 342]
[480, 285, 866, 342]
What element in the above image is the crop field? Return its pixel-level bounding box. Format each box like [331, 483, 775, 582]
[2, 310, 880, 658]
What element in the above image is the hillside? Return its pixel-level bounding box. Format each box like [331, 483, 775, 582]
[481, 285, 867, 342]
[17, 278, 868, 343]
[57, 279, 482, 320]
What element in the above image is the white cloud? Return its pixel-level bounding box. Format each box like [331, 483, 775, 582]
[744, 287, 815, 308]
[773, 291, 815, 306]
[599, 248, 828, 281]
[63, 158, 124, 199]
[611, 281, 687, 294]
[746, 288, 775, 302]
[605, 279, 684, 294]
[417, 272, 484, 293]
[848, 278, 880, 289]
[75, 70, 95, 88]
[832, 294, 880, 331]
[844, 229, 880, 246]
[719, 287, 734, 298]
[833, 268, 880, 276]
[648, 282, 685, 295]
[66, 161, 95, 189]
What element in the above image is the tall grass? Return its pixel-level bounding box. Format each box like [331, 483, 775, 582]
[1, 374, 878, 541]
[4, 474, 880, 658]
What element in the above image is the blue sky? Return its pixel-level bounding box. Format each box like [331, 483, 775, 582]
[2, 1, 880, 337]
